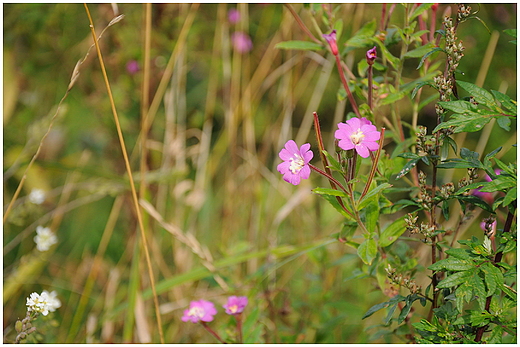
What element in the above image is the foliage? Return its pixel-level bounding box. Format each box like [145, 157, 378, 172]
[3, 3, 516, 344]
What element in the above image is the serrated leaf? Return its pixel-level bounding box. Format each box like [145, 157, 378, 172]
[379, 216, 406, 247]
[313, 188, 354, 220]
[437, 159, 482, 169]
[357, 237, 377, 265]
[438, 100, 479, 113]
[429, 258, 474, 272]
[313, 187, 348, 197]
[412, 81, 436, 99]
[437, 270, 472, 288]
[456, 195, 493, 213]
[274, 40, 324, 51]
[457, 80, 496, 107]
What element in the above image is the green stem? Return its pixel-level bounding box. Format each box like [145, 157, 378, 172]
[334, 54, 361, 118]
[360, 128, 385, 200]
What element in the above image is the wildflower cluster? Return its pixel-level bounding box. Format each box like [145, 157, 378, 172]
[26, 290, 61, 316]
[182, 296, 248, 343]
[277, 117, 381, 185]
[34, 226, 58, 252]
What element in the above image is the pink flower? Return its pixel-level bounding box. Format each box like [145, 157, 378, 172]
[223, 296, 248, 315]
[277, 140, 314, 185]
[228, 8, 240, 24]
[366, 46, 377, 65]
[322, 30, 338, 56]
[182, 300, 217, 323]
[335, 117, 380, 158]
[126, 60, 140, 75]
[231, 32, 253, 53]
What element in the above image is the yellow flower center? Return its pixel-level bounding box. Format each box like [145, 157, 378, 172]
[350, 129, 365, 145]
[188, 306, 204, 318]
[289, 154, 305, 174]
[228, 305, 238, 313]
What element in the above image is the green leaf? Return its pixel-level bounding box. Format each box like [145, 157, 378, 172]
[417, 46, 444, 69]
[438, 100, 479, 113]
[396, 157, 421, 180]
[323, 150, 343, 172]
[275, 40, 324, 51]
[408, 3, 434, 21]
[437, 270, 472, 289]
[357, 237, 377, 265]
[413, 319, 437, 332]
[398, 294, 423, 324]
[469, 310, 493, 328]
[456, 195, 493, 213]
[482, 263, 503, 296]
[379, 216, 406, 247]
[404, 42, 436, 59]
[497, 116, 511, 131]
[243, 307, 262, 343]
[313, 189, 354, 220]
[362, 199, 379, 235]
[433, 111, 492, 134]
[491, 90, 517, 116]
[470, 273, 487, 311]
[313, 187, 348, 198]
[362, 294, 405, 319]
[445, 248, 473, 260]
[357, 183, 392, 210]
[457, 80, 496, 107]
[437, 159, 483, 169]
[503, 187, 517, 207]
[429, 258, 474, 272]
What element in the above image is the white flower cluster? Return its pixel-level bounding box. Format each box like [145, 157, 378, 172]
[26, 290, 61, 316]
[28, 189, 46, 205]
[34, 226, 58, 252]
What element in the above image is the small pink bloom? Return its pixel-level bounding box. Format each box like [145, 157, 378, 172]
[322, 30, 338, 56]
[228, 8, 240, 24]
[223, 296, 248, 315]
[231, 32, 253, 53]
[472, 170, 502, 205]
[366, 46, 377, 65]
[277, 140, 314, 185]
[126, 60, 140, 75]
[181, 300, 217, 323]
[335, 117, 381, 158]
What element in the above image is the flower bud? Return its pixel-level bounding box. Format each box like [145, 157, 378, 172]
[322, 30, 339, 56]
[366, 46, 377, 65]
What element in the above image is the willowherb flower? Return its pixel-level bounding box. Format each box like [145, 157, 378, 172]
[34, 226, 58, 252]
[26, 290, 61, 316]
[126, 60, 140, 75]
[28, 189, 45, 205]
[277, 140, 314, 185]
[228, 8, 240, 23]
[335, 117, 381, 158]
[322, 30, 338, 56]
[231, 32, 253, 53]
[366, 46, 377, 65]
[223, 296, 248, 315]
[182, 300, 218, 323]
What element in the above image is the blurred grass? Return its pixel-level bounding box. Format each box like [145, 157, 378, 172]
[3, 3, 517, 343]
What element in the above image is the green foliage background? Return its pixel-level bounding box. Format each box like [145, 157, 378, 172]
[3, 3, 517, 343]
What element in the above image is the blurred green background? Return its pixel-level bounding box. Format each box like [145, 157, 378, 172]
[3, 3, 517, 343]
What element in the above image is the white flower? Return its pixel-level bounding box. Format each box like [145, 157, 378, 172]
[28, 189, 46, 205]
[34, 226, 58, 252]
[26, 290, 61, 316]
[41, 290, 61, 312]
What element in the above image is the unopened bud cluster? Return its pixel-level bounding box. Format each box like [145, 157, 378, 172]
[385, 265, 421, 294]
[440, 182, 455, 199]
[405, 213, 435, 238]
[482, 215, 497, 237]
[14, 312, 37, 343]
[415, 126, 437, 157]
[416, 171, 433, 209]
[458, 168, 478, 194]
[457, 4, 472, 22]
